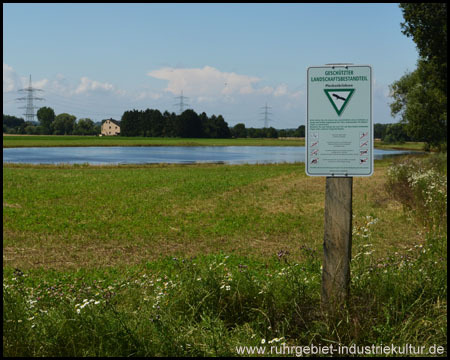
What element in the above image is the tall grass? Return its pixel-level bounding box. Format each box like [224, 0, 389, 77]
[4, 234, 446, 356]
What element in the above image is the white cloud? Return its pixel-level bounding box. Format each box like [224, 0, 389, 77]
[74, 76, 116, 94]
[259, 86, 274, 95]
[31, 78, 49, 89]
[4, 64, 50, 95]
[49, 74, 72, 95]
[3, 63, 22, 93]
[197, 96, 216, 103]
[136, 91, 163, 101]
[146, 66, 308, 104]
[274, 84, 288, 97]
[290, 90, 304, 99]
[147, 65, 262, 99]
[3, 66, 122, 98]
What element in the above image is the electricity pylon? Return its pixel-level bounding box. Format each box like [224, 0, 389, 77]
[260, 102, 273, 128]
[174, 90, 189, 114]
[16, 75, 44, 122]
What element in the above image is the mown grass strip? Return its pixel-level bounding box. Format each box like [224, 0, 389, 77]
[3, 135, 305, 148]
[3, 134, 426, 151]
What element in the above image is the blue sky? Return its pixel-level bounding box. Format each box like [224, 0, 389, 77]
[3, 3, 419, 128]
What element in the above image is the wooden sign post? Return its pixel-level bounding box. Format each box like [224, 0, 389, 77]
[306, 64, 372, 310]
[321, 176, 353, 307]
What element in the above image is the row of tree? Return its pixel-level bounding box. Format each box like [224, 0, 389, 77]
[3, 108, 99, 136]
[4, 110, 414, 143]
[231, 123, 305, 139]
[374, 123, 413, 143]
[120, 109, 231, 138]
[120, 108, 306, 139]
[119, 107, 416, 142]
[37, 107, 99, 135]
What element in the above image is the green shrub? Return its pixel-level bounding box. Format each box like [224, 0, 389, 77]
[386, 154, 447, 232]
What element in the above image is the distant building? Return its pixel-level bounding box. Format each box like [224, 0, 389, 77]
[101, 118, 121, 136]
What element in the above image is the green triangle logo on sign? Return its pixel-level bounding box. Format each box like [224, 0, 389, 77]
[324, 88, 355, 116]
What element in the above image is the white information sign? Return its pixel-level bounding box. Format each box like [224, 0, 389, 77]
[306, 64, 373, 177]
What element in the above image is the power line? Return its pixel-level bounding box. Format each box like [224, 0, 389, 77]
[34, 89, 125, 119]
[16, 75, 44, 122]
[44, 95, 122, 118]
[44, 88, 127, 109]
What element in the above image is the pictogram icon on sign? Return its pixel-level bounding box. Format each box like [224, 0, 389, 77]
[324, 89, 355, 116]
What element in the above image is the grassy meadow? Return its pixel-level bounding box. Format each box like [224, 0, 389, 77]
[3, 134, 426, 151]
[3, 151, 447, 356]
[3, 135, 306, 148]
[3, 160, 423, 268]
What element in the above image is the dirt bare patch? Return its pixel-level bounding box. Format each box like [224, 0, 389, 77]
[3, 202, 21, 208]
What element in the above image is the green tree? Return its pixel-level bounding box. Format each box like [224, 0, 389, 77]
[162, 111, 177, 137]
[382, 122, 411, 144]
[399, 3, 447, 95]
[265, 127, 278, 138]
[247, 128, 265, 138]
[210, 115, 231, 138]
[390, 60, 447, 149]
[52, 113, 76, 135]
[24, 122, 39, 135]
[231, 123, 247, 138]
[3, 114, 25, 133]
[374, 123, 389, 140]
[120, 110, 140, 136]
[148, 109, 164, 137]
[37, 107, 55, 135]
[294, 125, 305, 137]
[389, 3, 447, 150]
[199, 112, 211, 138]
[175, 109, 202, 138]
[74, 118, 96, 135]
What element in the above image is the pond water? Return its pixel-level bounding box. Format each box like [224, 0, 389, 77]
[3, 146, 417, 165]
